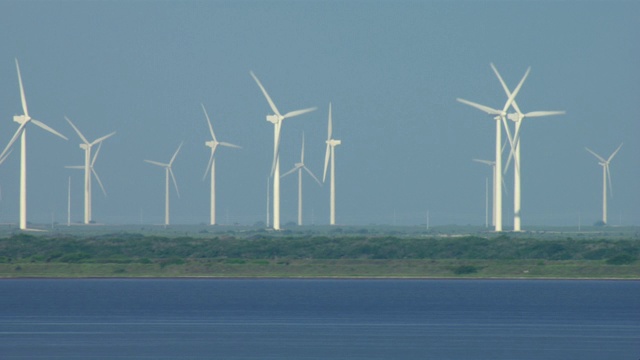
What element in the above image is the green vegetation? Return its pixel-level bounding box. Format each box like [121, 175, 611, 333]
[0, 231, 638, 279]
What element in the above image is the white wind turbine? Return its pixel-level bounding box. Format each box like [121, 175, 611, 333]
[473, 158, 508, 228]
[0, 59, 68, 230]
[490, 63, 565, 231]
[145, 142, 182, 226]
[250, 71, 316, 230]
[323, 103, 341, 226]
[282, 133, 322, 226]
[585, 143, 623, 225]
[201, 104, 241, 226]
[457, 66, 529, 232]
[65, 116, 115, 224]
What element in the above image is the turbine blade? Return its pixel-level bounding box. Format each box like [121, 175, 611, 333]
[283, 107, 317, 119]
[169, 168, 180, 198]
[15, 59, 29, 117]
[303, 166, 322, 186]
[524, 110, 566, 118]
[219, 141, 241, 149]
[456, 98, 501, 115]
[250, 71, 282, 117]
[31, 119, 68, 140]
[300, 132, 305, 163]
[145, 160, 167, 167]
[322, 144, 330, 183]
[502, 174, 509, 196]
[501, 66, 530, 114]
[91, 141, 103, 167]
[327, 103, 333, 140]
[504, 145, 514, 174]
[585, 147, 606, 163]
[608, 143, 623, 162]
[0, 148, 13, 166]
[169, 142, 183, 166]
[201, 104, 217, 142]
[0, 123, 27, 162]
[90, 131, 116, 147]
[472, 159, 494, 166]
[501, 116, 518, 174]
[92, 167, 107, 196]
[64, 116, 89, 144]
[203, 149, 214, 181]
[280, 165, 299, 178]
[490, 62, 523, 116]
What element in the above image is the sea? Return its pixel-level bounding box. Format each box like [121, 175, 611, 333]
[0, 279, 638, 359]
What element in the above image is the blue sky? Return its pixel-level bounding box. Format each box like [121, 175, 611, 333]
[0, 0, 638, 227]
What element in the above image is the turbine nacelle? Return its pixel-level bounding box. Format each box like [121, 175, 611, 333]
[266, 114, 282, 124]
[327, 139, 341, 146]
[13, 114, 29, 124]
[80, 144, 89, 150]
[507, 113, 523, 122]
[205, 140, 218, 149]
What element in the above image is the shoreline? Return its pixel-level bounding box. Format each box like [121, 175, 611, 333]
[2, 276, 639, 281]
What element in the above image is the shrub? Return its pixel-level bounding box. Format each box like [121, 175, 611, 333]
[225, 258, 246, 264]
[59, 252, 92, 263]
[452, 265, 479, 275]
[606, 254, 637, 265]
[159, 258, 186, 268]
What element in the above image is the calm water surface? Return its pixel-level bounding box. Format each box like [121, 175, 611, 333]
[0, 279, 638, 359]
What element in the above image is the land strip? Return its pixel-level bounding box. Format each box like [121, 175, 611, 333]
[1, 232, 638, 279]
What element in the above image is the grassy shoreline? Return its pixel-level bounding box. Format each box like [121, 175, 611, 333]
[2, 259, 639, 279]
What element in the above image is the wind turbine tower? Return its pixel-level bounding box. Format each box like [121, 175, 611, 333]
[323, 103, 341, 226]
[585, 143, 623, 225]
[282, 132, 322, 226]
[65, 117, 115, 224]
[250, 71, 316, 230]
[457, 66, 529, 232]
[473, 159, 497, 227]
[0, 59, 68, 230]
[145, 143, 182, 226]
[201, 104, 241, 226]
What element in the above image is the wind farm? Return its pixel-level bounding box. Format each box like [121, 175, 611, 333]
[1, 5, 639, 360]
[0, 2, 636, 232]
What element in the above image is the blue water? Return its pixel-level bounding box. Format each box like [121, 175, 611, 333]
[0, 279, 638, 359]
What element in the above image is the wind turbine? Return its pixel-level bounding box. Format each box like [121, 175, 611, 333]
[490, 63, 565, 231]
[473, 158, 508, 228]
[201, 104, 241, 226]
[250, 71, 316, 230]
[323, 103, 341, 226]
[145, 142, 182, 226]
[282, 132, 322, 226]
[457, 65, 529, 232]
[585, 143, 623, 225]
[0, 59, 68, 230]
[64, 116, 115, 224]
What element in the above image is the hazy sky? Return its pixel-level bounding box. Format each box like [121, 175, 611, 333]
[0, 0, 638, 227]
